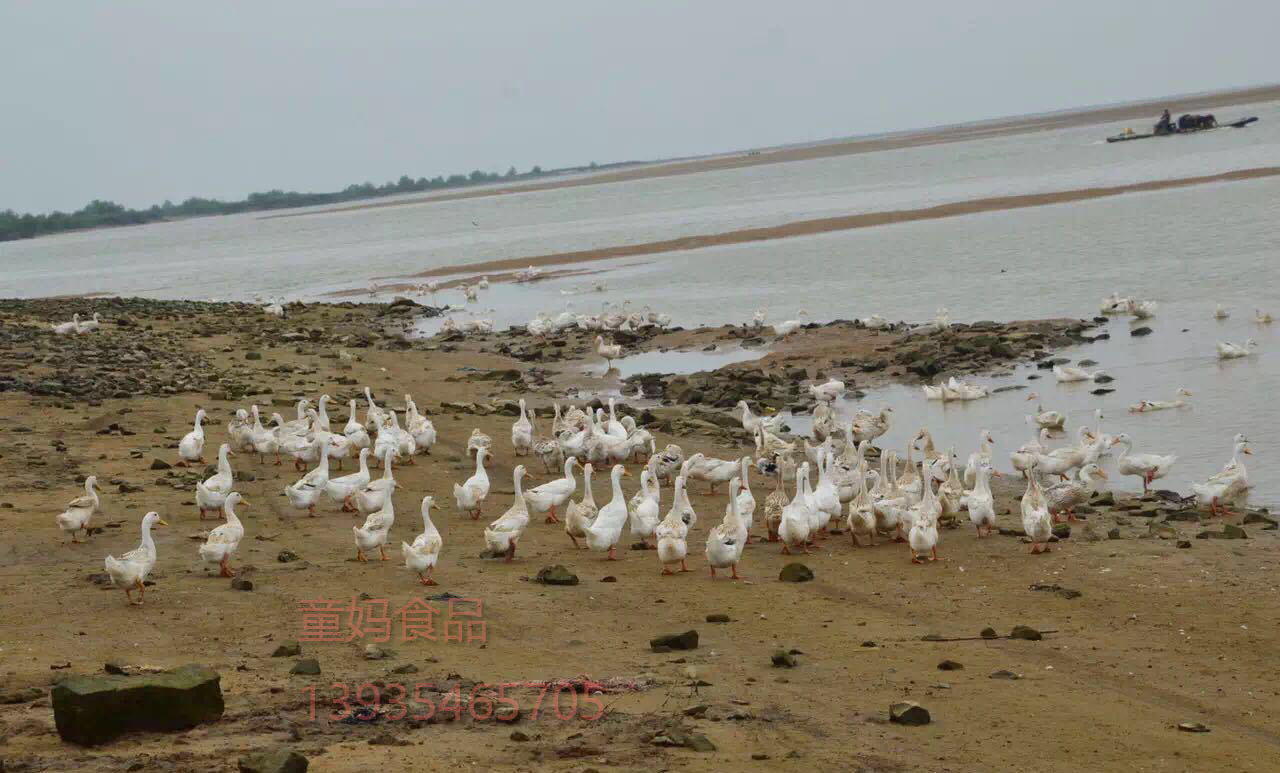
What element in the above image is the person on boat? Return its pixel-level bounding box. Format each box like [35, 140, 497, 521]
[1154, 109, 1173, 135]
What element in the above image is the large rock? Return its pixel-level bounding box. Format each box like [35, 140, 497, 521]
[889, 701, 931, 726]
[239, 748, 309, 773]
[650, 630, 699, 652]
[536, 565, 579, 586]
[51, 664, 224, 746]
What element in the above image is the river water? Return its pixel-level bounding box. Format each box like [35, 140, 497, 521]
[2, 99, 1276, 502]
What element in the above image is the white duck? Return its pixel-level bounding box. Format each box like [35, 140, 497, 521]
[314, 394, 334, 433]
[585, 464, 631, 559]
[1213, 303, 1230, 320]
[76, 312, 103, 332]
[685, 452, 742, 495]
[104, 512, 167, 605]
[284, 443, 331, 515]
[1033, 425, 1092, 480]
[227, 409, 255, 452]
[511, 399, 534, 456]
[1010, 421, 1051, 478]
[1020, 464, 1053, 554]
[627, 466, 661, 548]
[1053, 364, 1107, 383]
[1111, 433, 1176, 492]
[1129, 388, 1193, 413]
[326, 447, 373, 512]
[249, 405, 281, 465]
[809, 378, 846, 403]
[656, 475, 692, 574]
[728, 457, 756, 539]
[51, 313, 81, 335]
[484, 466, 531, 561]
[1217, 339, 1257, 359]
[466, 428, 492, 458]
[810, 452, 842, 534]
[195, 443, 235, 518]
[355, 450, 397, 514]
[778, 463, 813, 554]
[1025, 394, 1065, 430]
[1192, 434, 1252, 516]
[404, 398, 437, 454]
[1043, 463, 1107, 521]
[967, 461, 997, 537]
[772, 310, 808, 337]
[453, 448, 491, 519]
[594, 336, 622, 369]
[343, 399, 372, 451]
[198, 492, 247, 577]
[177, 409, 208, 465]
[850, 406, 892, 444]
[375, 411, 417, 464]
[706, 477, 747, 579]
[566, 462, 600, 549]
[402, 496, 443, 585]
[353, 490, 395, 561]
[963, 429, 996, 488]
[56, 475, 101, 543]
[524, 457, 579, 524]
[736, 400, 782, 434]
[363, 387, 388, 432]
[1257, 310, 1274, 324]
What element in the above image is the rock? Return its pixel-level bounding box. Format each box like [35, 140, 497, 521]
[509, 730, 530, 742]
[889, 701, 931, 726]
[1091, 491, 1115, 506]
[289, 659, 321, 675]
[1051, 523, 1071, 539]
[778, 563, 814, 582]
[1107, 528, 1122, 540]
[650, 630, 699, 652]
[1130, 326, 1153, 337]
[238, 748, 309, 773]
[231, 577, 254, 591]
[705, 613, 731, 623]
[980, 627, 999, 639]
[271, 640, 301, 658]
[149, 458, 171, 470]
[1148, 523, 1178, 540]
[536, 565, 579, 585]
[391, 663, 419, 674]
[686, 734, 717, 752]
[937, 660, 964, 671]
[0, 687, 43, 704]
[364, 644, 389, 660]
[277, 549, 300, 563]
[683, 704, 709, 717]
[1177, 722, 1210, 733]
[1009, 625, 1043, 641]
[599, 575, 617, 583]
[1177, 540, 1192, 549]
[989, 670, 1022, 680]
[51, 664, 224, 746]
[244, 351, 264, 361]
[1222, 524, 1248, 539]
[771, 650, 798, 668]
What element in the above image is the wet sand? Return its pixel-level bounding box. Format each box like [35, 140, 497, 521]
[1, 299, 1278, 771]
[401, 166, 1280, 282]
[268, 83, 1280, 223]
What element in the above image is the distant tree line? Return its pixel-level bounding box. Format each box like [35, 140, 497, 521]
[0, 163, 560, 242]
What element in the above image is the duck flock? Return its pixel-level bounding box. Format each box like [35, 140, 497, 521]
[49, 291, 1267, 605]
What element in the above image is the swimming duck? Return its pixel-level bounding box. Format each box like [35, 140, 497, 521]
[177, 409, 208, 465]
[353, 489, 395, 561]
[1025, 393, 1066, 430]
[1213, 303, 1230, 320]
[1053, 364, 1107, 383]
[656, 475, 692, 574]
[198, 492, 247, 577]
[453, 448, 491, 519]
[104, 512, 167, 605]
[484, 466, 531, 562]
[402, 495, 442, 585]
[195, 443, 235, 519]
[1217, 339, 1257, 359]
[56, 475, 101, 543]
[1128, 388, 1193, 412]
[1257, 310, 1274, 324]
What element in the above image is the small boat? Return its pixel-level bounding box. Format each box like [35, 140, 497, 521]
[1106, 116, 1257, 143]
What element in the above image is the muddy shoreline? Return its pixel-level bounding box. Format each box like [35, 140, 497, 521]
[1, 297, 1277, 772]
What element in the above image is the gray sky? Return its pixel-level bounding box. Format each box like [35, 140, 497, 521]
[2, 1, 1277, 213]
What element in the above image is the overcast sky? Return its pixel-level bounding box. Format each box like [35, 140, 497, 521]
[2, 1, 1277, 213]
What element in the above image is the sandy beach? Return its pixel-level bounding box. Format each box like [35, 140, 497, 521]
[1, 297, 1277, 772]
[272, 82, 1280, 224]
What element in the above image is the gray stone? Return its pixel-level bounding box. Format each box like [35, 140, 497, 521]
[989, 670, 1022, 680]
[937, 660, 964, 671]
[1009, 625, 1043, 641]
[51, 664, 224, 746]
[778, 563, 814, 582]
[705, 613, 731, 623]
[889, 701, 931, 726]
[650, 630, 699, 652]
[771, 650, 798, 668]
[536, 565, 579, 586]
[0, 687, 43, 704]
[289, 659, 321, 675]
[271, 640, 301, 658]
[238, 748, 309, 773]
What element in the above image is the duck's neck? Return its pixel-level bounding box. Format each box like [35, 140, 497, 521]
[975, 467, 991, 495]
[224, 503, 242, 530]
[358, 452, 370, 477]
[140, 520, 156, 553]
[349, 400, 358, 422]
[610, 467, 625, 503]
[218, 447, 232, 475]
[513, 470, 525, 500]
[584, 467, 597, 508]
[421, 503, 435, 534]
[382, 453, 395, 480]
[474, 452, 486, 477]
